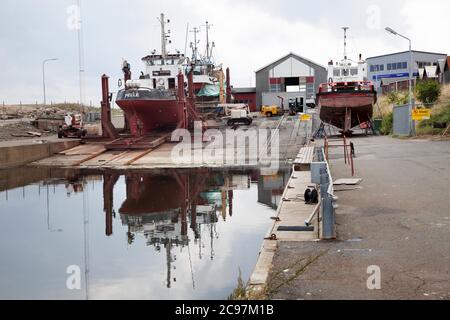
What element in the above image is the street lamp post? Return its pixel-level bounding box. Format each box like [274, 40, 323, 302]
[42, 58, 58, 107]
[385, 27, 415, 135]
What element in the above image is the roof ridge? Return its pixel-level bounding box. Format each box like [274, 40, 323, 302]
[255, 52, 326, 73]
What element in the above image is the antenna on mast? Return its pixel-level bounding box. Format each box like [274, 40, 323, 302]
[202, 21, 213, 60]
[157, 13, 171, 60]
[184, 23, 189, 59]
[189, 27, 200, 63]
[342, 27, 349, 61]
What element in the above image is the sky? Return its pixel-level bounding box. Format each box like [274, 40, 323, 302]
[0, 0, 449, 106]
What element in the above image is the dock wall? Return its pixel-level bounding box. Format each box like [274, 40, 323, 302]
[0, 140, 80, 169]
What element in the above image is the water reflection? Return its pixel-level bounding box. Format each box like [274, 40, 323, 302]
[0, 167, 290, 299]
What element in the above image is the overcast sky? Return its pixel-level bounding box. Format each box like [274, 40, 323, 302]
[1, 0, 449, 106]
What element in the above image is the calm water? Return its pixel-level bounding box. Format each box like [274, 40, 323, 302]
[0, 167, 290, 300]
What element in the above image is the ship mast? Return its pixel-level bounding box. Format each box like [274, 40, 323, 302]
[158, 13, 170, 60]
[190, 27, 200, 63]
[204, 21, 213, 60]
[342, 27, 349, 62]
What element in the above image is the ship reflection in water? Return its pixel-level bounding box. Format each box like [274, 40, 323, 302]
[0, 167, 290, 300]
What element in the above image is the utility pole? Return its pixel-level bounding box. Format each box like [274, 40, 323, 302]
[77, 0, 86, 112]
[386, 27, 414, 135]
[42, 58, 58, 107]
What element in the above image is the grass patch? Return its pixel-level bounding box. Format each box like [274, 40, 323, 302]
[416, 126, 444, 136]
[228, 269, 248, 300]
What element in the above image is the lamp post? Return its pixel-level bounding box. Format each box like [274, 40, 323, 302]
[42, 58, 58, 106]
[385, 27, 415, 135]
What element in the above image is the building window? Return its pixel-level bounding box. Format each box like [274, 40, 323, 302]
[270, 84, 282, 92]
[397, 62, 402, 69]
[392, 63, 397, 70]
[402, 62, 407, 69]
[269, 78, 282, 92]
[387, 64, 392, 70]
[370, 65, 375, 72]
[380, 65, 384, 71]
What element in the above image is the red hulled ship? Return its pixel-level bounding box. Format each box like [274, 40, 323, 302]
[115, 14, 229, 137]
[316, 27, 377, 134]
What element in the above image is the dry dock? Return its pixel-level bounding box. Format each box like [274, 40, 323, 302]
[31, 116, 313, 170]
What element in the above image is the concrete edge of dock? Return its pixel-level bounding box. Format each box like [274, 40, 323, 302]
[0, 139, 80, 169]
[246, 145, 322, 300]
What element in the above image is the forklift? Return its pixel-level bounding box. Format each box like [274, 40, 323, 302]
[288, 97, 304, 116]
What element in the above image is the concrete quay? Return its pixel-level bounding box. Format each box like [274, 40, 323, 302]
[265, 136, 450, 300]
[0, 137, 80, 169]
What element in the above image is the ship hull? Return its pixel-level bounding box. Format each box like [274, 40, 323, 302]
[116, 89, 182, 134]
[316, 90, 377, 131]
[120, 175, 185, 215]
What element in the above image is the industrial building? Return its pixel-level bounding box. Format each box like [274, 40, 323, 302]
[232, 87, 257, 112]
[254, 53, 327, 111]
[366, 50, 447, 93]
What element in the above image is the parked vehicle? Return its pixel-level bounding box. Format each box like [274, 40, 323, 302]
[261, 105, 281, 117]
[227, 108, 253, 126]
[58, 113, 87, 139]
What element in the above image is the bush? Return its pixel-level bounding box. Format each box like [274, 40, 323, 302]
[415, 80, 441, 104]
[380, 112, 393, 135]
[387, 92, 409, 105]
[416, 126, 444, 136]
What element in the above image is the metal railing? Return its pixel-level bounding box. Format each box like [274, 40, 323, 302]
[311, 147, 337, 240]
[318, 81, 375, 93]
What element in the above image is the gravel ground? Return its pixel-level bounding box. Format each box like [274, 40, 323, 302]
[0, 120, 55, 142]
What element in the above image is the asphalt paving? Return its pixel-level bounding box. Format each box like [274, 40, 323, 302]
[267, 136, 450, 300]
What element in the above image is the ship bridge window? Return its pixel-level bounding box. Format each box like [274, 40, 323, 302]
[193, 66, 202, 75]
[350, 68, 358, 76]
[333, 69, 341, 77]
[342, 69, 349, 76]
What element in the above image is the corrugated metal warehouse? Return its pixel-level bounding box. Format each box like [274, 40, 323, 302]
[255, 53, 327, 111]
